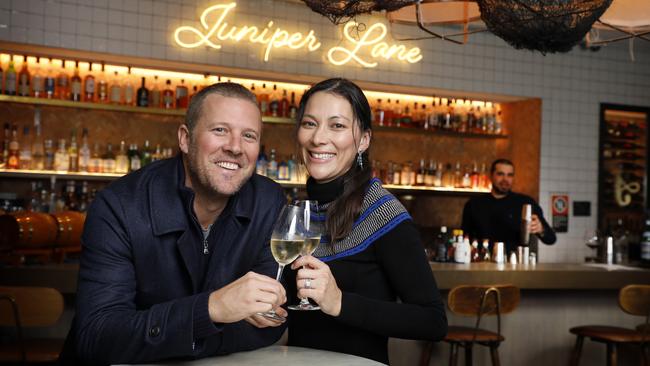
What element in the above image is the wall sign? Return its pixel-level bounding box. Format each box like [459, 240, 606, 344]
[173, 2, 422, 68]
[551, 193, 569, 233]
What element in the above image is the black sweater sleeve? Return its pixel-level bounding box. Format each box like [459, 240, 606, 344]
[336, 220, 448, 341]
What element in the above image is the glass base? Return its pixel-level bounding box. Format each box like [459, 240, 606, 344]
[288, 303, 320, 311]
[258, 311, 286, 322]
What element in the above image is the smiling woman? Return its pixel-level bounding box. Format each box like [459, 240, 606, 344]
[286, 78, 447, 364]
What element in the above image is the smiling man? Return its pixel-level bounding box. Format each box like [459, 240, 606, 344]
[461, 158, 556, 255]
[62, 83, 288, 365]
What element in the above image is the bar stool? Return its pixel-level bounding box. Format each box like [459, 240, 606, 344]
[569, 284, 650, 366]
[0, 286, 65, 364]
[420, 284, 520, 366]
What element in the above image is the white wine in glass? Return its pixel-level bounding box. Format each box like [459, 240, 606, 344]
[259, 204, 305, 322]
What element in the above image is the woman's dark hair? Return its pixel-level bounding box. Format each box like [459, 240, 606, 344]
[296, 78, 373, 242]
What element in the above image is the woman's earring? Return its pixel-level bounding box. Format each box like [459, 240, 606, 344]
[357, 151, 363, 169]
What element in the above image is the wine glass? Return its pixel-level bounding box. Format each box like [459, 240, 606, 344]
[259, 204, 305, 322]
[288, 200, 323, 311]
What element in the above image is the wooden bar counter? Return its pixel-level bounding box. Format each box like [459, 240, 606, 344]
[2, 263, 649, 365]
[430, 262, 650, 290]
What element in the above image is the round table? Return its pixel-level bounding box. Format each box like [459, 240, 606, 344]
[118, 345, 384, 366]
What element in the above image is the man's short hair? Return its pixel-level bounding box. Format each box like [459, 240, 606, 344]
[490, 158, 514, 174]
[185, 82, 259, 133]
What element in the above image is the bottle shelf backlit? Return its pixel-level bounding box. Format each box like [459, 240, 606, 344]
[0, 169, 489, 194]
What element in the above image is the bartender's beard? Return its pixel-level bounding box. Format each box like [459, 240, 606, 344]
[493, 184, 511, 196]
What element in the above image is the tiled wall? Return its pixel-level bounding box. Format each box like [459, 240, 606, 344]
[2, 0, 650, 262]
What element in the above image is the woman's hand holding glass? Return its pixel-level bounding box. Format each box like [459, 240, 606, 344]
[291, 255, 343, 316]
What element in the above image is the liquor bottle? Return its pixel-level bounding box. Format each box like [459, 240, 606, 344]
[141, 140, 152, 166]
[495, 109, 503, 135]
[115, 141, 129, 174]
[162, 79, 174, 109]
[479, 162, 490, 189]
[269, 84, 280, 117]
[83, 63, 96, 102]
[279, 89, 289, 118]
[109, 71, 122, 104]
[136, 77, 149, 107]
[102, 143, 116, 173]
[150, 75, 161, 107]
[289, 91, 298, 119]
[258, 83, 270, 116]
[0, 123, 9, 168]
[70, 61, 82, 102]
[96, 63, 108, 103]
[19, 126, 32, 169]
[461, 164, 472, 188]
[88, 142, 102, 173]
[124, 68, 135, 106]
[44, 59, 56, 99]
[278, 159, 289, 180]
[56, 62, 70, 100]
[5, 57, 17, 95]
[266, 148, 278, 180]
[256, 145, 268, 176]
[443, 99, 453, 130]
[68, 129, 79, 172]
[151, 144, 163, 162]
[481, 239, 491, 262]
[434, 226, 449, 262]
[54, 139, 69, 172]
[424, 159, 436, 187]
[393, 100, 403, 127]
[78, 181, 89, 212]
[128, 143, 141, 171]
[288, 154, 298, 182]
[441, 163, 454, 188]
[64, 180, 78, 211]
[392, 163, 402, 185]
[189, 85, 199, 102]
[175, 79, 189, 108]
[31, 58, 44, 98]
[78, 128, 90, 172]
[471, 240, 480, 262]
[18, 55, 31, 97]
[374, 99, 385, 126]
[43, 139, 54, 170]
[27, 124, 43, 170]
[470, 162, 480, 189]
[385, 161, 394, 185]
[0, 60, 3, 95]
[454, 162, 463, 188]
[7, 124, 19, 169]
[416, 159, 426, 186]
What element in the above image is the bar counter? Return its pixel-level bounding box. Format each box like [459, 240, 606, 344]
[2, 262, 648, 294]
[430, 262, 650, 289]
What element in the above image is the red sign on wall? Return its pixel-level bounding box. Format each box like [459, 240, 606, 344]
[551, 194, 569, 233]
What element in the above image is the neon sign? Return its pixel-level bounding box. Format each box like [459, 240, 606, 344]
[173, 2, 423, 68]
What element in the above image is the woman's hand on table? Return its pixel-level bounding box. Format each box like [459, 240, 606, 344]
[292, 255, 342, 317]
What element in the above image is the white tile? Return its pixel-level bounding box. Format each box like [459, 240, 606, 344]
[92, 7, 107, 23]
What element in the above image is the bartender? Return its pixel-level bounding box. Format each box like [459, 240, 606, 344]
[462, 158, 556, 254]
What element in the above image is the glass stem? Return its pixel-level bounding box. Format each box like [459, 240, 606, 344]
[299, 265, 309, 304]
[275, 264, 285, 281]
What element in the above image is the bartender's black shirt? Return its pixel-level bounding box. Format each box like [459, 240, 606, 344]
[461, 191, 556, 253]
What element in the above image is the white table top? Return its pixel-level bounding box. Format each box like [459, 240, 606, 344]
[116, 345, 384, 366]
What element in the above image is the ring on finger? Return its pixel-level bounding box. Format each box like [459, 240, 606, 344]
[305, 278, 312, 289]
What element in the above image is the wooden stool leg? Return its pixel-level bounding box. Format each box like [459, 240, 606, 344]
[465, 343, 473, 366]
[569, 335, 584, 366]
[606, 342, 617, 366]
[449, 342, 459, 366]
[420, 342, 433, 366]
[489, 343, 501, 366]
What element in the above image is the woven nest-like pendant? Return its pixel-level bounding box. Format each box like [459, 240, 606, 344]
[477, 0, 613, 53]
[302, 0, 417, 24]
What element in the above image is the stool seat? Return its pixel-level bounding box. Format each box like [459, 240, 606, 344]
[445, 325, 505, 343]
[0, 338, 64, 362]
[570, 325, 646, 343]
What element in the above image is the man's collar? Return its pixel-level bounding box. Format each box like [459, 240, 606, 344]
[150, 155, 254, 236]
